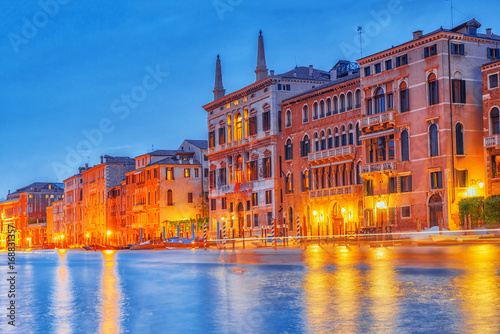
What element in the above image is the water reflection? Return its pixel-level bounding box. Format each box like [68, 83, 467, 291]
[51, 249, 74, 334]
[458, 245, 500, 333]
[99, 250, 122, 334]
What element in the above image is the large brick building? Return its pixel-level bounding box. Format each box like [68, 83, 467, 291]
[356, 19, 497, 230]
[279, 61, 363, 237]
[482, 59, 500, 195]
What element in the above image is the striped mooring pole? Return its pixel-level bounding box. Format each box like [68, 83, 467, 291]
[223, 220, 226, 249]
[272, 219, 276, 250]
[296, 215, 300, 245]
[203, 222, 207, 250]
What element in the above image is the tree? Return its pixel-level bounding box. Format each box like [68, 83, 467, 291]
[458, 197, 484, 226]
[484, 196, 500, 225]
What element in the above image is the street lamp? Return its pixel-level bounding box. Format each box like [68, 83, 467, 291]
[107, 230, 111, 245]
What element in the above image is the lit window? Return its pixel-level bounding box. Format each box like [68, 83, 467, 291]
[184, 168, 190, 178]
[430, 171, 443, 189]
[234, 113, 242, 140]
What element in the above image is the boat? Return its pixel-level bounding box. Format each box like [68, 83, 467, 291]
[164, 237, 203, 248]
[130, 240, 165, 250]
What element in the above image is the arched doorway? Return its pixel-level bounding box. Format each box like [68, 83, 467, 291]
[329, 202, 344, 236]
[428, 194, 443, 227]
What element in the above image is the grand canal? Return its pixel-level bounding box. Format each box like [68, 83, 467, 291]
[2, 244, 500, 333]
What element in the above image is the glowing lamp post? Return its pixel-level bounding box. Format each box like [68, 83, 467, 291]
[107, 230, 111, 245]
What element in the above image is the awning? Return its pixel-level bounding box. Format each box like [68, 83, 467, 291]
[359, 129, 395, 141]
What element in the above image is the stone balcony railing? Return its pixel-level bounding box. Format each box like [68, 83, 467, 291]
[360, 161, 397, 175]
[484, 134, 500, 148]
[309, 185, 354, 199]
[209, 182, 253, 197]
[360, 111, 395, 129]
[308, 145, 355, 162]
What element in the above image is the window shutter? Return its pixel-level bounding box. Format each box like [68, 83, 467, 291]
[488, 48, 491, 58]
[300, 171, 304, 192]
[291, 173, 294, 193]
[398, 176, 402, 193]
[452, 79, 456, 102]
[464, 170, 469, 187]
[424, 48, 429, 58]
[309, 170, 312, 191]
[459, 44, 464, 55]
[461, 80, 466, 103]
[436, 80, 439, 103]
[438, 171, 442, 189]
[409, 175, 413, 192]
[431, 174, 435, 189]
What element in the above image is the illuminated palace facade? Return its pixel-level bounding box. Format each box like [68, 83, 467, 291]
[279, 61, 363, 236]
[203, 31, 332, 234]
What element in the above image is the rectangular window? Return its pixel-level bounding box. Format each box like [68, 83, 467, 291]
[265, 190, 272, 204]
[263, 157, 272, 178]
[204, 168, 209, 178]
[424, 44, 437, 58]
[451, 43, 464, 56]
[209, 170, 216, 189]
[493, 155, 500, 178]
[385, 59, 392, 70]
[247, 161, 258, 181]
[364, 209, 374, 227]
[267, 212, 273, 225]
[374, 63, 381, 74]
[364, 66, 371, 77]
[262, 111, 271, 131]
[388, 177, 397, 194]
[452, 79, 466, 104]
[387, 93, 393, 110]
[187, 193, 193, 203]
[456, 169, 469, 187]
[278, 84, 291, 91]
[166, 167, 174, 180]
[229, 202, 234, 212]
[252, 192, 258, 206]
[487, 47, 500, 59]
[364, 180, 373, 196]
[401, 206, 411, 218]
[210, 198, 216, 211]
[489, 73, 499, 89]
[400, 87, 409, 113]
[430, 171, 443, 189]
[249, 116, 257, 135]
[218, 127, 226, 145]
[400, 175, 412, 193]
[184, 168, 190, 178]
[253, 214, 259, 227]
[209, 131, 215, 148]
[194, 168, 199, 177]
[221, 197, 227, 210]
[218, 168, 226, 186]
[396, 54, 408, 67]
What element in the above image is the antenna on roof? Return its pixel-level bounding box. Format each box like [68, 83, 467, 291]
[295, 56, 298, 68]
[357, 26, 363, 58]
[152, 144, 154, 152]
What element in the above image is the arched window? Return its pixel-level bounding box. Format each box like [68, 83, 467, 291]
[334, 128, 340, 148]
[167, 189, 173, 206]
[333, 96, 339, 114]
[356, 123, 361, 146]
[341, 125, 347, 146]
[285, 173, 293, 194]
[348, 124, 354, 145]
[227, 114, 232, 142]
[235, 155, 243, 183]
[234, 113, 242, 140]
[285, 110, 292, 127]
[356, 163, 362, 185]
[313, 102, 319, 119]
[285, 139, 293, 160]
[401, 130, 409, 161]
[314, 133, 319, 151]
[374, 88, 385, 114]
[320, 131, 326, 151]
[455, 123, 464, 155]
[326, 98, 332, 116]
[303, 105, 309, 123]
[400, 82, 409, 113]
[340, 95, 346, 112]
[428, 73, 439, 105]
[301, 134, 310, 157]
[347, 92, 353, 110]
[429, 124, 439, 157]
[327, 129, 333, 149]
[320, 100, 325, 118]
[491, 107, 500, 134]
[355, 90, 361, 108]
[302, 170, 310, 191]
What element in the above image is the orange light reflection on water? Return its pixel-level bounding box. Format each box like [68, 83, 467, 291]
[100, 250, 121, 334]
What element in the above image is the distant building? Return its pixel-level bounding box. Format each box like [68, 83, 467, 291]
[279, 61, 363, 236]
[357, 19, 498, 230]
[481, 59, 500, 196]
[81, 155, 135, 244]
[203, 31, 332, 235]
[61, 165, 89, 246]
[0, 182, 63, 247]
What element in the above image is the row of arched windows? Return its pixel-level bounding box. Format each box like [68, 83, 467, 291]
[295, 90, 361, 124]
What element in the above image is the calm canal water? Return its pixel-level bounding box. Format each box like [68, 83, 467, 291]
[2, 244, 500, 333]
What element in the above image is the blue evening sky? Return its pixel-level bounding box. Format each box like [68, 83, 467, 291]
[0, 0, 498, 198]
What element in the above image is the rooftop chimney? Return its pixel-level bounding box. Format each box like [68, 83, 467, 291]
[309, 65, 313, 77]
[330, 68, 337, 81]
[100, 155, 103, 164]
[85, 163, 88, 169]
[270, 70, 274, 76]
[413, 30, 423, 40]
[486, 28, 492, 37]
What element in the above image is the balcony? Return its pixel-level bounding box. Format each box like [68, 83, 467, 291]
[484, 134, 500, 148]
[132, 205, 146, 212]
[309, 185, 356, 199]
[360, 161, 397, 176]
[360, 111, 395, 132]
[209, 182, 253, 197]
[308, 145, 355, 164]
